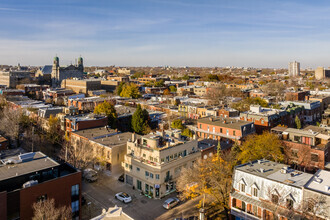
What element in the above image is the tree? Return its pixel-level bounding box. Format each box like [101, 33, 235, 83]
[94, 101, 118, 129]
[169, 85, 177, 93]
[171, 119, 184, 130]
[131, 105, 150, 134]
[47, 115, 62, 145]
[32, 198, 71, 220]
[120, 83, 141, 99]
[176, 154, 233, 219]
[182, 128, 193, 137]
[0, 107, 22, 147]
[163, 89, 170, 96]
[116, 82, 126, 96]
[295, 115, 301, 129]
[238, 132, 284, 164]
[154, 79, 164, 87]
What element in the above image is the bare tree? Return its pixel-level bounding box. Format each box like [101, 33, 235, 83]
[0, 107, 21, 147]
[301, 195, 329, 220]
[32, 198, 71, 220]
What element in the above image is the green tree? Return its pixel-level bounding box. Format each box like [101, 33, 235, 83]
[181, 74, 189, 80]
[94, 101, 118, 128]
[171, 119, 184, 130]
[116, 82, 126, 96]
[207, 74, 219, 81]
[47, 115, 62, 145]
[120, 83, 141, 98]
[131, 105, 150, 134]
[154, 79, 164, 87]
[238, 132, 284, 164]
[182, 128, 193, 137]
[169, 85, 177, 93]
[295, 115, 302, 129]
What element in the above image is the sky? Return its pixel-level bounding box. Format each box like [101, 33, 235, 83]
[1, 0, 330, 68]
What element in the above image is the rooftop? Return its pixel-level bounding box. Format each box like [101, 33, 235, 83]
[0, 152, 59, 182]
[304, 170, 330, 195]
[198, 116, 253, 130]
[66, 113, 107, 122]
[236, 159, 313, 187]
[72, 127, 133, 147]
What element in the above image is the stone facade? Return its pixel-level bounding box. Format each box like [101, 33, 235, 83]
[51, 57, 84, 87]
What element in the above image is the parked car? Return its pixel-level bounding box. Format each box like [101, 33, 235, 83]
[163, 197, 180, 209]
[118, 174, 125, 182]
[115, 192, 132, 203]
[83, 168, 98, 182]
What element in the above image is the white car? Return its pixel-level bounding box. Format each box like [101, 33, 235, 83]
[115, 192, 132, 203]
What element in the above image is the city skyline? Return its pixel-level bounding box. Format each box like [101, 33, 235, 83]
[1, 0, 330, 68]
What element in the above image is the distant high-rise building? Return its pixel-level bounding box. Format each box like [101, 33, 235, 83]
[315, 67, 330, 80]
[288, 61, 300, 76]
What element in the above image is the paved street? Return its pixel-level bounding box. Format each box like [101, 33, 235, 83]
[82, 172, 199, 220]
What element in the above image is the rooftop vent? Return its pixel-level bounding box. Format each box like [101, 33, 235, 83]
[324, 185, 330, 191]
[259, 168, 265, 173]
[314, 177, 323, 184]
[280, 166, 290, 174]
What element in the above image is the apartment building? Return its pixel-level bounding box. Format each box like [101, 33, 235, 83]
[123, 131, 201, 199]
[240, 105, 287, 134]
[193, 86, 209, 97]
[280, 101, 321, 123]
[289, 61, 300, 77]
[218, 108, 240, 118]
[196, 116, 255, 145]
[315, 67, 330, 80]
[271, 126, 330, 171]
[0, 70, 31, 88]
[71, 127, 132, 174]
[230, 159, 329, 220]
[65, 114, 108, 132]
[0, 151, 81, 220]
[61, 79, 101, 94]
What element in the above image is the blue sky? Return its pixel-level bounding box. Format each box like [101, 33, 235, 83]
[1, 0, 330, 68]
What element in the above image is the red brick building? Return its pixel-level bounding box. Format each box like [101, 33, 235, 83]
[196, 116, 255, 146]
[0, 151, 82, 220]
[65, 114, 108, 132]
[285, 91, 308, 101]
[67, 97, 115, 113]
[272, 126, 330, 172]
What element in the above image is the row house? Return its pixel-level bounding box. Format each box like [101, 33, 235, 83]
[285, 91, 308, 101]
[67, 97, 115, 113]
[280, 100, 321, 124]
[240, 105, 287, 134]
[230, 159, 329, 220]
[65, 114, 108, 133]
[196, 116, 255, 146]
[306, 95, 330, 113]
[271, 126, 330, 172]
[218, 108, 240, 118]
[193, 86, 210, 97]
[123, 131, 201, 199]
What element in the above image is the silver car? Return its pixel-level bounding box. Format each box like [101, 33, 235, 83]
[163, 197, 180, 209]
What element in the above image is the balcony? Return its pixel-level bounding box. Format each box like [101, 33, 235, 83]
[195, 128, 241, 140]
[231, 207, 259, 220]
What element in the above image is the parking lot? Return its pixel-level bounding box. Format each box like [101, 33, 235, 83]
[81, 172, 199, 220]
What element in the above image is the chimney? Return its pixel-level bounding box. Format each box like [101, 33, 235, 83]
[132, 133, 135, 142]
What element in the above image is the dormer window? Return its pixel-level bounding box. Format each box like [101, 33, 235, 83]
[240, 183, 245, 192]
[252, 187, 258, 197]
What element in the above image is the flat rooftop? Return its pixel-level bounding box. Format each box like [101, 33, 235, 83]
[0, 152, 59, 182]
[236, 159, 313, 188]
[304, 170, 330, 195]
[72, 127, 133, 147]
[198, 116, 252, 130]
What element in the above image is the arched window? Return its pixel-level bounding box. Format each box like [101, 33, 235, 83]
[232, 198, 237, 207]
[242, 201, 246, 211]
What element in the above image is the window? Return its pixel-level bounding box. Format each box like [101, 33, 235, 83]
[242, 201, 246, 211]
[71, 200, 79, 213]
[213, 127, 215, 133]
[166, 156, 169, 162]
[161, 158, 165, 163]
[199, 124, 202, 129]
[240, 183, 245, 192]
[145, 171, 149, 177]
[183, 150, 187, 157]
[129, 165, 132, 170]
[220, 128, 223, 133]
[253, 205, 257, 215]
[294, 136, 301, 142]
[207, 126, 209, 132]
[143, 139, 147, 145]
[137, 167, 140, 172]
[125, 163, 128, 168]
[311, 153, 318, 162]
[156, 174, 160, 179]
[174, 153, 178, 159]
[252, 188, 258, 197]
[71, 184, 79, 197]
[233, 131, 236, 136]
[286, 198, 294, 209]
[272, 194, 279, 204]
[150, 173, 154, 178]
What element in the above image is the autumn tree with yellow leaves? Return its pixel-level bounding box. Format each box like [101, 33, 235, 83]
[176, 153, 233, 219]
[237, 131, 284, 164]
